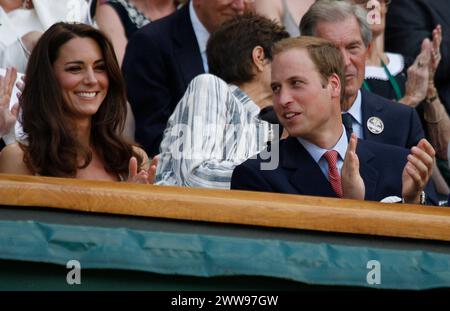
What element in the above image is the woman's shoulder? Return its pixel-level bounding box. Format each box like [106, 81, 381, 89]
[180, 74, 231, 107]
[0, 143, 32, 175]
[190, 73, 228, 88]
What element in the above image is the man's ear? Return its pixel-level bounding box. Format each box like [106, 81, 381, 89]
[252, 46, 267, 72]
[328, 73, 341, 98]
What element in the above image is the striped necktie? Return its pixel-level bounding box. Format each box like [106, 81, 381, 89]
[323, 150, 343, 198]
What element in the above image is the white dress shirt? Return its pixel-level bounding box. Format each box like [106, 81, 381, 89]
[297, 126, 348, 181]
[344, 90, 364, 139]
[189, 1, 210, 72]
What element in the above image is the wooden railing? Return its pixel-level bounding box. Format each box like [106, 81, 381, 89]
[1, 173, 450, 241]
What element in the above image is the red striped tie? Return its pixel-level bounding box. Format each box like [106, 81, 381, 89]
[323, 150, 343, 198]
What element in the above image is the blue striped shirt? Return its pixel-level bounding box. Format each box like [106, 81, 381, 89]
[155, 74, 273, 189]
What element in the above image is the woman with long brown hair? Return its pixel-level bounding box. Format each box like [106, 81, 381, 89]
[0, 22, 155, 182]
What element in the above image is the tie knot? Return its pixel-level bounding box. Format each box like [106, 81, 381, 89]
[323, 150, 338, 165]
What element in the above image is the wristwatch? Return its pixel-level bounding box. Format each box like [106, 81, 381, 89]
[402, 191, 426, 204]
[419, 191, 426, 205]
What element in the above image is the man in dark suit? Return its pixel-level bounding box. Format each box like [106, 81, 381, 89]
[300, 0, 424, 149]
[123, 1, 247, 156]
[386, 0, 450, 115]
[231, 36, 436, 205]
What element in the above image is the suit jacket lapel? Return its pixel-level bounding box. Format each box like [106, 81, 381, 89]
[282, 137, 337, 197]
[361, 89, 385, 143]
[172, 4, 204, 87]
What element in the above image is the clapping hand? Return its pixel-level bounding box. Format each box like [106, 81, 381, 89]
[402, 139, 435, 204]
[127, 155, 158, 184]
[0, 67, 19, 136]
[401, 39, 431, 107]
[342, 133, 365, 200]
[429, 24, 442, 80]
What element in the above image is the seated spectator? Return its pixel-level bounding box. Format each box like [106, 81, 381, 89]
[122, 0, 249, 157]
[254, 0, 315, 37]
[299, 0, 449, 196]
[0, 22, 155, 183]
[96, 0, 180, 66]
[155, 13, 289, 189]
[300, 0, 424, 149]
[231, 36, 437, 205]
[96, 0, 182, 141]
[385, 0, 450, 188]
[0, 0, 92, 72]
[350, 0, 434, 104]
[351, 0, 450, 195]
[386, 0, 450, 116]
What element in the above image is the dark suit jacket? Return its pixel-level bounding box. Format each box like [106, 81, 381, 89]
[231, 137, 437, 204]
[360, 89, 425, 148]
[386, 0, 450, 114]
[123, 3, 204, 157]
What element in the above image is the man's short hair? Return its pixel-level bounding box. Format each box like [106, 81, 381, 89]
[207, 12, 289, 85]
[273, 36, 346, 103]
[300, 0, 372, 47]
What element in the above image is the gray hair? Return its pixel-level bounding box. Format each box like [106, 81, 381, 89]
[300, 0, 372, 47]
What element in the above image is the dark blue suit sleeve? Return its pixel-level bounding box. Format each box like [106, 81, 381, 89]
[123, 28, 172, 157]
[407, 106, 425, 148]
[231, 162, 274, 192]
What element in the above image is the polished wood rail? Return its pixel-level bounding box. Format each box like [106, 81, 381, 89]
[1, 173, 450, 241]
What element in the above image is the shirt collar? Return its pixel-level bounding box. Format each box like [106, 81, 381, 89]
[189, 1, 210, 67]
[229, 84, 261, 118]
[346, 89, 362, 125]
[297, 125, 348, 164]
[365, 52, 405, 80]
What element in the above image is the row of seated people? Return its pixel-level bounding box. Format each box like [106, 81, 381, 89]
[1, 0, 449, 164]
[115, 0, 450, 194]
[0, 1, 449, 205]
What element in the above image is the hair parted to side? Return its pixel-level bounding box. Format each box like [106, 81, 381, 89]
[273, 36, 346, 103]
[300, 0, 372, 47]
[207, 12, 289, 85]
[20, 22, 142, 178]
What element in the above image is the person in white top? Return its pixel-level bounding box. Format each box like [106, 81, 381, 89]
[0, 0, 93, 72]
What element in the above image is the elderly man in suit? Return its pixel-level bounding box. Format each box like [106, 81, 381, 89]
[300, 0, 448, 196]
[123, 0, 249, 157]
[300, 0, 424, 149]
[231, 36, 436, 205]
